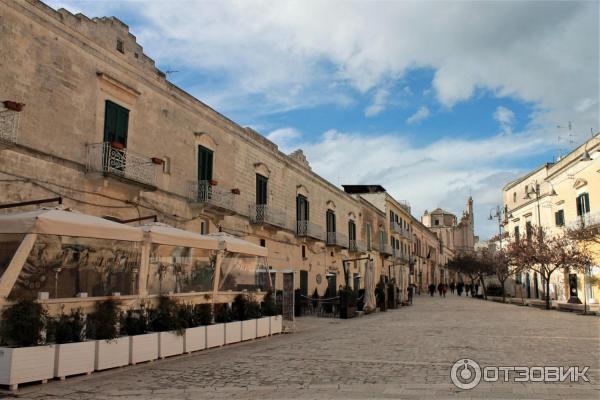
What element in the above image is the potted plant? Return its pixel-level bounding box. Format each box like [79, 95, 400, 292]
[50, 310, 94, 379]
[150, 297, 185, 359]
[216, 303, 240, 345]
[206, 304, 226, 348]
[0, 300, 54, 390]
[122, 309, 158, 365]
[87, 299, 129, 371]
[182, 304, 210, 353]
[233, 294, 260, 341]
[339, 287, 357, 319]
[110, 141, 125, 150]
[261, 291, 282, 335]
[208, 179, 218, 186]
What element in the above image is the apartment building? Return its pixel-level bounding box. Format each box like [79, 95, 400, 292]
[503, 133, 600, 303]
[0, 1, 455, 303]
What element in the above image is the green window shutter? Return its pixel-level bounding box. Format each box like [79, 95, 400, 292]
[366, 224, 371, 250]
[104, 100, 129, 145]
[256, 174, 267, 204]
[584, 193, 590, 213]
[198, 145, 213, 181]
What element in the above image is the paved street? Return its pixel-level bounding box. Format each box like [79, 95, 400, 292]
[7, 295, 600, 400]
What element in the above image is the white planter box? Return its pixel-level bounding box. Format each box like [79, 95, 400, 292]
[241, 319, 257, 341]
[270, 315, 282, 335]
[206, 324, 225, 348]
[95, 337, 129, 370]
[158, 331, 184, 359]
[184, 326, 206, 353]
[129, 333, 159, 365]
[256, 317, 270, 337]
[0, 345, 55, 390]
[54, 341, 95, 379]
[224, 321, 241, 344]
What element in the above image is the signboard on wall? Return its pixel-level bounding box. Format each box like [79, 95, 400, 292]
[282, 271, 295, 325]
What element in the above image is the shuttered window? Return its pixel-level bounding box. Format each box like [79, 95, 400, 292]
[296, 195, 309, 221]
[256, 174, 268, 205]
[576, 193, 590, 216]
[555, 210, 565, 226]
[197, 145, 213, 181]
[103, 100, 129, 146]
[326, 210, 336, 233]
[348, 220, 356, 241]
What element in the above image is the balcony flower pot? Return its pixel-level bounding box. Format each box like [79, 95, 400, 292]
[224, 321, 241, 344]
[3, 101, 24, 112]
[54, 341, 95, 380]
[129, 333, 159, 365]
[158, 331, 184, 359]
[0, 345, 55, 390]
[208, 179, 218, 186]
[184, 326, 206, 353]
[151, 157, 164, 165]
[241, 319, 257, 341]
[206, 324, 225, 348]
[269, 315, 282, 335]
[256, 317, 270, 338]
[110, 141, 125, 150]
[95, 337, 129, 370]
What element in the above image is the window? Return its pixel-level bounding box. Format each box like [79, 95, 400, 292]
[513, 192, 517, 203]
[525, 185, 529, 195]
[348, 220, 356, 241]
[526, 221, 533, 241]
[256, 174, 268, 205]
[366, 223, 372, 251]
[116, 38, 124, 53]
[103, 100, 129, 146]
[555, 210, 565, 227]
[514, 226, 520, 241]
[576, 193, 590, 216]
[197, 145, 213, 181]
[200, 220, 208, 234]
[301, 245, 306, 258]
[326, 210, 336, 233]
[434, 219, 439, 226]
[296, 195, 309, 222]
[260, 239, 266, 247]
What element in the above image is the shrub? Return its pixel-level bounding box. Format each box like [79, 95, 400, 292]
[121, 310, 149, 336]
[486, 284, 504, 297]
[149, 296, 186, 334]
[87, 299, 120, 340]
[0, 300, 48, 347]
[214, 303, 232, 323]
[260, 290, 278, 316]
[192, 304, 213, 326]
[49, 310, 85, 344]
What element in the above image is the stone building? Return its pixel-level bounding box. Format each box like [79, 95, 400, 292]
[502, 133, 600, 303]
[0, 0, 451, 307]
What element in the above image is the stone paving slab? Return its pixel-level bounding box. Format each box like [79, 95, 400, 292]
[3, 295, 599, 399]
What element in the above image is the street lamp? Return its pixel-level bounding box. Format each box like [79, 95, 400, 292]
[488, 205, 506, 248]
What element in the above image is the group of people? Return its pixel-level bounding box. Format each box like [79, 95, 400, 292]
[427, 281, 479, 297]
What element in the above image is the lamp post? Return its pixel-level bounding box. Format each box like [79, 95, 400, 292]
[488, 205, 507, 249]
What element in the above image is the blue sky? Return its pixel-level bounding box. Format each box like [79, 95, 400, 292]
[48, 0, 599, 239]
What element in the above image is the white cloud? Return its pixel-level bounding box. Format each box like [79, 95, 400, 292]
[493, 106, 515, 134]
[48, 0, 599, 134]
[266, 127, 302, 152]
[406, 106, 431, 124]
[364, 88, 390, 117]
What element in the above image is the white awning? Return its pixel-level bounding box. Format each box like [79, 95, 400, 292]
[142, 223, 219, 250]
[208, 232, 268, 257]
[0, 208, 143, 241]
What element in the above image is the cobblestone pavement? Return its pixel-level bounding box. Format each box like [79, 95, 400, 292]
[6, 295, 599, 399]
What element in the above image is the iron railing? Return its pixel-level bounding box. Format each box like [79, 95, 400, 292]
[326, 231, 349, 248]
[379, 242, 393, 255]
[0, 109, 20, 147]
[297, 220, 325, 240]
[391, 221, 403, 234]
[249, 204, 288, 229]
[349, 239, 367, 253]
[187, 180, 235, 211]
[87, 142, 157, 187]
[402, 228, 413, 241]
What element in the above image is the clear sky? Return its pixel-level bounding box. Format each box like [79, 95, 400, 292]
[48, 0, 600, 239]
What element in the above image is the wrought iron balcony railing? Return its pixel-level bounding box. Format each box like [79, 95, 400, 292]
[379, 242, 393, 255]
[402, 228, 413, 240]
[249, 204, 288, 229]
[326, 231, 349, 248]
[187, 180, 235, 212]
[87, 142, 157, 188]
[391, 221, 403, 234]
[348, 239, 367, 253]
[566, 212, 600, 230]
[297, 220, 325, 240]
[0, 109, 20, 147]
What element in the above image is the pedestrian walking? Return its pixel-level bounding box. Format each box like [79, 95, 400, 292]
[450, 281, 455, 294]
[437, 283, 443, 297]
[442, 284, 447, 298]
[457, 282, 464, 296]
[474, 283, 479, 296]
[465, 283, 471, 296]
[407, 285, 413, 305]
[428, 283, 436, 297]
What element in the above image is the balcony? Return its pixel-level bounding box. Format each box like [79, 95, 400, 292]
[566, 212, 600, 230]
[187, 180, 236, 215]
[86, 142, 157, 189]
[249, 204, 288, 230]
[378, 242, 393, 255]
[297, 220, 325, 240]
[349, 239, 367, 253]
[391, 221, 403, 234]
[0, 108, 20, 148]
[326, 231, 349, 248]
[402, 228, 413, 241]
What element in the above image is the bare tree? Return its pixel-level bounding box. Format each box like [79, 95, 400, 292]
[486, 248, 521, 302]
[563, 223, 597, 313]
[448, 250, 494, 299]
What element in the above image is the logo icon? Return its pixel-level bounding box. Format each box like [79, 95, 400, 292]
[451, 358, 482, 390]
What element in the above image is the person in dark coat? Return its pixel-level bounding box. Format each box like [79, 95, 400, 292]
[437, 283, 443, 297]
[474, 283, 479, 296]
[450, 281, 456, 294]
[465, 283, 471, 296]
[457, 282, 464, 296]
[428, 283, 436, 297]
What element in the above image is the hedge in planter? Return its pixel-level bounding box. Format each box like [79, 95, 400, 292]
[0, 300, 54, 389]
[50, 310, 94, 379]
[122, 309, 159, 365]
[150, 297, 185, 358]
[232, 294, 260, 341]
[88, 299, 129, 370]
